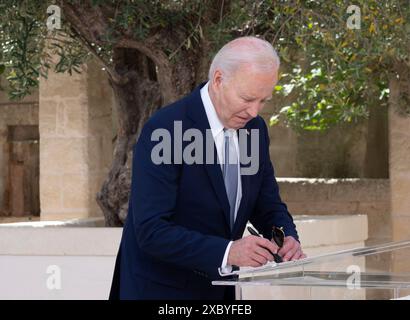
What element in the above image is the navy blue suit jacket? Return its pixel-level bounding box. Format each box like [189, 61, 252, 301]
[109, 82, 299, 300]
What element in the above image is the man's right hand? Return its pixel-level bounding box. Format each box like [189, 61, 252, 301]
[227, 235, 279, 267]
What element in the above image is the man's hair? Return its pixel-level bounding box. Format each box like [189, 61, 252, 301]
[208, 36, 280, 81]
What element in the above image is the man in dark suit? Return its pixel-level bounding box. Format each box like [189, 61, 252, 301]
[109, 36, 305, 300]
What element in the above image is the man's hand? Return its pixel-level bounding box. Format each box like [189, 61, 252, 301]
[227, 235, 280, 267]
[278, 236, 306, 261]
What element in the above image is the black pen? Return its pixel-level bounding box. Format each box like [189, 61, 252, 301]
[247, 225, 260, 237]
[247, 226, 283, 263]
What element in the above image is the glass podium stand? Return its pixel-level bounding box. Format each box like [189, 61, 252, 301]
[212, 240, 410, 300]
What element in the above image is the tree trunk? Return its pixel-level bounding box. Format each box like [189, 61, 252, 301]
[96, 45, 201, 226]
[57, 0, 226, 226]
[96, 48, 164, 226]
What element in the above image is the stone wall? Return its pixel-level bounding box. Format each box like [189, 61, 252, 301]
[39, 58, 113, 220]
[260, 103, 389, 179]
[0, 85, 39, 215]
[389, 106, 410, 273]
[277, 178, 391, 281]
[277, 178, 391, 246]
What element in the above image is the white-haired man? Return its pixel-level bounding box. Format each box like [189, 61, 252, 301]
[110, 36, 305, 300]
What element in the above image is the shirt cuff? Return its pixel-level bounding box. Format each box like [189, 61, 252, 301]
[218, 241, 233, 276]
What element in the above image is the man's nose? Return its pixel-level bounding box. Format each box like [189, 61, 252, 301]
[246, 104, 259, 118]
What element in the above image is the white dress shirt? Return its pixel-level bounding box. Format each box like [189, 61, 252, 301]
[200, 82, 241, 275]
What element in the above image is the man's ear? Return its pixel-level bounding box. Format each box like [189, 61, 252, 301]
[212, 69, 224, 89]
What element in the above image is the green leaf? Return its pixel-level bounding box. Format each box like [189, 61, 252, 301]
[270, 114, 280, 126]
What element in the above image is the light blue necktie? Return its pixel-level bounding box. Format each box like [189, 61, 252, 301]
[223, 129, 239, 231]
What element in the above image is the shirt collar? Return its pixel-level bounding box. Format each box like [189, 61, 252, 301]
[200, 81, 225, 138]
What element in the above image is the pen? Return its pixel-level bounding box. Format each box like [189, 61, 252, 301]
[247, 226, 283, 263]
[247, 225, 260, 237]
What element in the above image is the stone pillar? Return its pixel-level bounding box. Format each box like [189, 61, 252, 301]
[389, 104, 410, 272]
[39, 58, 113, 220]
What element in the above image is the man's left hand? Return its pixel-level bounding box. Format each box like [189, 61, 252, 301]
[277, 236, 306, 261]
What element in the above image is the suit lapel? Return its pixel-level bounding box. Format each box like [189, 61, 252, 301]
[186, 84, 231, 230]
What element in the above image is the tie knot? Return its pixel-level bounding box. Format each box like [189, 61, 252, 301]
[224, 128, 233, 138]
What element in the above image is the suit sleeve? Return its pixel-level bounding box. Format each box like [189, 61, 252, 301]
[130, 121, 230, 279]
[249, 119, 299, 242]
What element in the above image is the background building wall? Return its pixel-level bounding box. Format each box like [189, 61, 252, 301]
[277, 178, 391, 279]
[38, 57, 114, 220]
[389, 106, 410, 272]
[260, 104, 389, 179]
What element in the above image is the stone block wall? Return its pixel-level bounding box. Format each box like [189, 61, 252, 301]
[389, 107, 410, 273]
[277, 178, 391, 279]
[277, 178, 391, 246]
[260, 102, 389, 179]
[39, 58, 113, 220]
